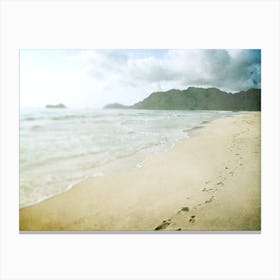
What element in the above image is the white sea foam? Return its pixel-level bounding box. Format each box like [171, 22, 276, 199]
[20, 108, 238, 208]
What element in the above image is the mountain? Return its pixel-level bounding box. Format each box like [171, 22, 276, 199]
[46, 103, 67, 109]
[104, 87, 261, 111]
[131, 87, 261, 111]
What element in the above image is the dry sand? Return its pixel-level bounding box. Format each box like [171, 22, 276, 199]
[20, 112, 261, 231]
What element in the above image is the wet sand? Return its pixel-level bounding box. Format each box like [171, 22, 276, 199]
[20, 112, 261, 231]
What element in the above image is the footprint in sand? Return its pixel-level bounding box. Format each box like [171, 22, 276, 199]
[177, 206, 190, 214]
[154, 220, 171, 230]
[202, 187, 217, 193]
[189, 215, 196, 224]
[205, 196, 214, 204]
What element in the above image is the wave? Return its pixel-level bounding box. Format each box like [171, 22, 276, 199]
[24, 117, 36, 121]
[51, 115, 89, 121]
[31, 125, 43, 130]
[20, 109, 238, 207]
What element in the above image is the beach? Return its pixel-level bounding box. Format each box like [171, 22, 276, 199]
[19, 112, 261, 231]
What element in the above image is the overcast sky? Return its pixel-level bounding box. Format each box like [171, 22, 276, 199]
[20, 49, 261, 108]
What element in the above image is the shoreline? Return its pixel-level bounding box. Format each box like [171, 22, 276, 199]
[19, 112, 231, 209]
[20, 112, 261, 231]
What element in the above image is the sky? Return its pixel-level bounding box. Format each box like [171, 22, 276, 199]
[20, 49, 261, 108]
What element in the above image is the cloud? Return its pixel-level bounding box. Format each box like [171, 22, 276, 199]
[71, 49, 261, 93]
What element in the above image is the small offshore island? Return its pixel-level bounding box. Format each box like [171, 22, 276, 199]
[45, 103, 67, 109]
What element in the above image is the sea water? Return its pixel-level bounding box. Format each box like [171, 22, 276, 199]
[20, 108, 238, 208]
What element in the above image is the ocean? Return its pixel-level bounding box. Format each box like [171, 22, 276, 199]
[20, 108, 238, 208]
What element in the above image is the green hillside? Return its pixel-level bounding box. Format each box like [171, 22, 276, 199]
[132, 87, 261, 111]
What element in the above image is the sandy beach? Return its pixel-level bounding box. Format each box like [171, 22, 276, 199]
[19, 112, 261, 231]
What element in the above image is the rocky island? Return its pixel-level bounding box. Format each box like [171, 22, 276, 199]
[103, 103, 129, 109]
[45, 103, 67, 109]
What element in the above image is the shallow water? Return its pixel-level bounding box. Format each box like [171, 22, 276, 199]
[20, 107, 238, 208]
